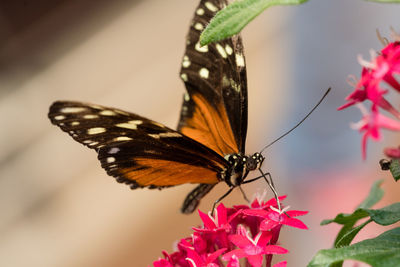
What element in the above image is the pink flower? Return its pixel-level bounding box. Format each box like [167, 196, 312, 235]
[379, 41, 400, 92]
[352, 104, 400, 160]
[339, 38, 400, 159]
[226, 255, 240, 267]
[222, 225, 288, 267]
[384, 146, 400, 159]
[338, 67, 400, 118]
[152, 195, 307, 267]
[153, 258, 174, 267]
[185, 248, 226, 267]
[273, 261, 287, 267]
[195, 203, 232, 233]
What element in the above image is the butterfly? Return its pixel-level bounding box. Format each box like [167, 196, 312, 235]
[48, 0, 269, 214]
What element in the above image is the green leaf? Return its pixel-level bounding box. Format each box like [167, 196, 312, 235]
[321, 209, 369, 247]
[199, 0, 308, 46]
[335, 220, 371, 248]
[366, 203, 400, 225]
[321, 180, 385, 247]
[357, 179, 384, 209]
[365, 0, 400, 3]
[308, 227, 400, 267]
[390, 159, 400, 181]
[321, 209, 369, 226]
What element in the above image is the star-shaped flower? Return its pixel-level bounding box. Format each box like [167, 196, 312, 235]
[222, 226, 288, 267]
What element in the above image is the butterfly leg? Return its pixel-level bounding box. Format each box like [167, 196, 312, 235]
[258, 170, 281, 211]
[242, 174, 264, 184]
[181, 184, 216, 214]
[211, 186, 234, 216]
[238, 186, 250, 203]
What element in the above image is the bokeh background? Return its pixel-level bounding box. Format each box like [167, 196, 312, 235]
[1, 0, 399, 266]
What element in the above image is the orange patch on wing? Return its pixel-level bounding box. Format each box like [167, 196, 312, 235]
[119, 158, 220, 187]
[180, 94, 238, 156]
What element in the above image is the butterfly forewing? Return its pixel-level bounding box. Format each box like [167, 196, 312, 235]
[178, 0, 248, 156]
[48, 0, 251, 214]
[49, 101, 228, 189]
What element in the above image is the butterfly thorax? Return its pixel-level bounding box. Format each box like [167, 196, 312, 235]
[223, 152, 264, 187]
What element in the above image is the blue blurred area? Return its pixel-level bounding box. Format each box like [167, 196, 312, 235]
[279, 0, 400, 174]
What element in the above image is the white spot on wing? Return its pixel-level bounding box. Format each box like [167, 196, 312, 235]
[107, 157, 116, 163]
[70, 121, 80, 126]
[149, 132, 182, 139]
[216, 44, 227, 58]
[87, 127, 106, 135]
[116, 120, 142, 130]
[180, 73, 188, 82]
[205, 2, 218, 12]
[113, 136, 133, 141]
[83, 114, 99, 119]
[89, 104, 103, 110]
[195, 42, 208, 53]
[235, 53, 245, 67]
[54, 115, 66, 120]
[83, 140, 93, 144]
[88, 141, 99, 146]
[199, 68, 209, 79]
[182, 55, 191, 68]
[114, 109, 129, 116]
[225, 45, 233, 55]
[184, 92, 190, 102]
[230, 78, 241, 92]
[61, 107, 86, 113]
[99, 110, 117, 116]
[151, 121, 166, 128]
[108, 147, 120, 154]
[194, 23, 204, 31]
[196, 8, 205, 15]
[222, 75, 230, 87]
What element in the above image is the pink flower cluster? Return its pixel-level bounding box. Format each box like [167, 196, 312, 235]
[152, 195, 308, 267]
[338, 33, 400, 159]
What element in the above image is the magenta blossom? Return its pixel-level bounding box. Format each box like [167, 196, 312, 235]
[339, 35, 400, 159]
[222, 225, 288, 267]
[352, 104, 400, 160]
[152, 195, 308, 267]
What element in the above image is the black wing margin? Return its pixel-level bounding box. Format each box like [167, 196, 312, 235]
[177, 0, 248, 155]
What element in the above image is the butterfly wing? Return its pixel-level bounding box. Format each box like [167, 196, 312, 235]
[178, 0, 248, 156]
[48, 101, 228, 189]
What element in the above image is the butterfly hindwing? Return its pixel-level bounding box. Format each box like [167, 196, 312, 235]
[49, 101, 228, 189]
[178, 0, 248, 156]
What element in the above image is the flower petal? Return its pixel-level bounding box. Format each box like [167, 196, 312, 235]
[282, 217, 308, 229]
[273, 261, 287, 267]
[247, 254, 264, 267]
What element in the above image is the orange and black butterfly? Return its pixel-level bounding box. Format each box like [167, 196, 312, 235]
[48, 0, 267, 214]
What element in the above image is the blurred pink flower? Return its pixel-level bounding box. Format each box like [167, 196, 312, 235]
[352, 105, 400, 160]
[384, 146, 400, 159]
[339, 37, 400, 159]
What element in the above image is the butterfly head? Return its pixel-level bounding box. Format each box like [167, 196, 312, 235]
[225, 153, 265, 186]
[245, 152, 264, 171]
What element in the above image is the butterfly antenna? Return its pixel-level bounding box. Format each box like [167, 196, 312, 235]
[260, 88, 331, 154]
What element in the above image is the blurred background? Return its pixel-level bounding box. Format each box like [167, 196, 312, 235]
[0, 0, 399, 266]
